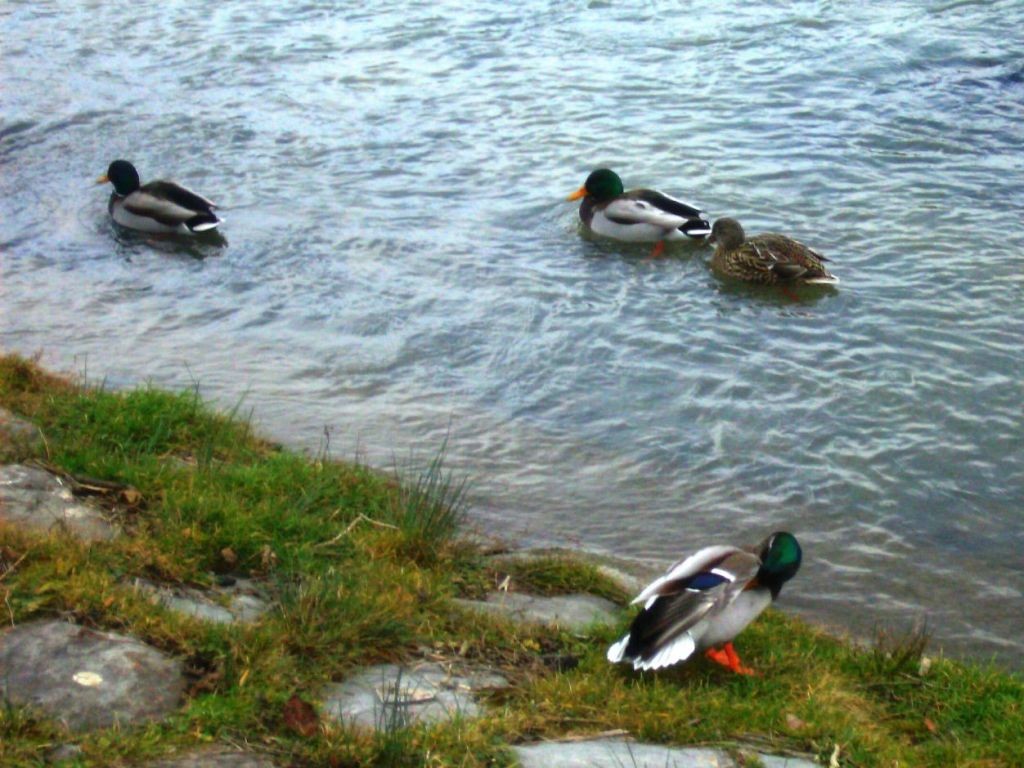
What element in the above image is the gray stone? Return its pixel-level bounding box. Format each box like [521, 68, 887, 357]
[755, 755, 819, 768]
[490, 547, 662, 598]
[131, 577, 269, 625]
[594, 564, 649, 599]
[453, 592, 619, 631]
[321, 661, 507, 731]
[0, 408, 43, 461]
[513, 741, 735, 768]
[46, 743, 83, 763]
[0, 464, 117, 542]
[512, 741, 819, 768]
[456, 527, 510, 555]
[146, 747, 279, 767]
[0, 620, 184, 731]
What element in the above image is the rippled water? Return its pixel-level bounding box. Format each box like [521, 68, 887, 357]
[3, 0, 1023, 663]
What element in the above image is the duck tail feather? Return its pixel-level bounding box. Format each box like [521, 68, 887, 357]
[607, 634, 631, 663]
[187, 214, 223, 232]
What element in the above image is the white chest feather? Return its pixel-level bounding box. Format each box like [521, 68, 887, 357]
[696, 590, 772, 649]
[589, 210, 688, 243]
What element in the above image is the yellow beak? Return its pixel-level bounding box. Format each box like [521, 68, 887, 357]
[95, 174, 109, 184]
[566, 185, 587, 201]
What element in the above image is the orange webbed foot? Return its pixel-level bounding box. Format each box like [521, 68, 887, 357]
[723, 642, 757, 676]
[704, 647, 731, 668]
[650, 240, 666, 258]
[780, 284, 800, 302]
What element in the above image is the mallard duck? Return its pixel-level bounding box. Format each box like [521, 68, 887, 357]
[567, 169, 710, 255]
[96, 160, 222, 234]
[708, 218, 837, 285]
[607, 531, 802, 674]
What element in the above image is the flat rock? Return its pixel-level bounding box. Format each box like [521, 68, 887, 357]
[0, 408, 43, 461]
[756, 755, 819, 768]
[321, 661, 507, 731]
[0, 464, 117, 542]
[0, 620, 184, 732]
[145, 747, 279, 767]
[513, 741, 819, 768]
[46, 743, 84, 763]
[490, 547, 662, 598]
[454, 592, 619, 631]
[514, 741, 734, 768]
[131, 577, 269, 625]
[456, 526, 511, 555]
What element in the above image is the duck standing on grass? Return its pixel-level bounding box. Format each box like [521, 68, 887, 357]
[708, 217, 838, 285]
[607, 532, 802, 675]
[96, 160, 222, 234]
[567, 169, 710, 256]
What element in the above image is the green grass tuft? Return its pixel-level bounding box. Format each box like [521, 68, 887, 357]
[384, 444, 469, 564]
[863, 619, 931, 679]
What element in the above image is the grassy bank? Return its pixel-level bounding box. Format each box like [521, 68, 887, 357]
[1, 353, 1021, 767]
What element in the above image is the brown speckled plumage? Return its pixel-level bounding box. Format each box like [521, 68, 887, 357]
[709, 218, 838, 285]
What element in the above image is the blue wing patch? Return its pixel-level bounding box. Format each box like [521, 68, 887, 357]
[686, 572, 729, 591]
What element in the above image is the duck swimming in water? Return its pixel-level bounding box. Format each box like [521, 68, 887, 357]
[567, 169, 710, 256]
[97, 160, 222, 234]
[708, 217, 837, 285]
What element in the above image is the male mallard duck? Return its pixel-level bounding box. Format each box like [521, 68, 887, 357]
[708, 217, 837, 285]
[567, 169, 710, 255]
[96, 160, 222, 234]
[607, 531, 802, 674]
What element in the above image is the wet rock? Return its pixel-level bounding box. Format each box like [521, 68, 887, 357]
[0, 408, 43, 461]
[0, 620, 184, 731]
[146, 747, 280, 767]
[453, 592, 618, 631]
[321, 662, 507, 731]
[0, 464, 117, 542]
[512, 741, 820, 768]
[131, 577, 269, 625]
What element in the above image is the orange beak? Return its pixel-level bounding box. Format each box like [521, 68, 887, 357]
[566, 185, 587, 201]
[95, 174, 109, 185]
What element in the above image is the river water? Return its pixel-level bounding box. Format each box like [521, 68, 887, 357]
[2, 1, 1022, 664]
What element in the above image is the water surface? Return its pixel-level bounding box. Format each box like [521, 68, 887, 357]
[2, 0, 1023, 663]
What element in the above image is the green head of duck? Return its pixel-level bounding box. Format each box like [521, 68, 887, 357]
[99, 160, 141, 197]
[568, 168, 625, 202]
[758, 531, 802, 597]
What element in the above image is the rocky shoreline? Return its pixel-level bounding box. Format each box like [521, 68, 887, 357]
[0, 409, 815, 765]
[4, 363, 1023, 767]
[1, 405, 821, 767]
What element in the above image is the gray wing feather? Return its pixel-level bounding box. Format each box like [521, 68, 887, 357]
[602, 198, 688, 229]
[143, 180, 218, 210]
[123, 189, 208, 227]
[629, 551, 760, 650]
[633, 544, 740, 606]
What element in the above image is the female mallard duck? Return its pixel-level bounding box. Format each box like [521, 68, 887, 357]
[607, 531, 802, 674]
[708, 217, 838, 285]
[567, 169, 710, 255]
[96, 160, 222, 234]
